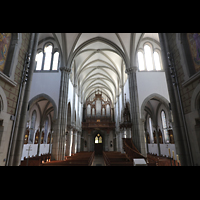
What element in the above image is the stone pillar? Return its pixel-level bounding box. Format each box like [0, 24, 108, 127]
[77, 131, 81, 152]
[159, 33, 192, 166]
[12, 33, 39, 166]
[117, 131, 121, 152]
[71, 84, 77, 127]
[51, 67, 71, 161]
[72, 130, 77, 154]
[69, 129, 73, 156]
[37, 125, 43, 156]
[125, 66, 146, 155]
[115, 131, 119, 151]
[120, 130, 125, 153]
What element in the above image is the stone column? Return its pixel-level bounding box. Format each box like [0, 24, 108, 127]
[72, 130, 77, 154]
[117, 131, 121, 152]
[159, 33, 192, 166]
[77, 131, 81, 152]
[115, 131, 119, 152]
[120, 130, 124, 153]
[68, 129, 73, 156]
[37, 124, 43, 156]
[125, 66, 146, 156]
[52, 67, 71, 161]
[71, 84, 77, 127]
[12, 33, 39, 166]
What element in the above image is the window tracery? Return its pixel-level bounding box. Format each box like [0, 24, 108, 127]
[95, 133, 102, 143]
[35, 42, 60, 72]
[137, 43, 162, 71]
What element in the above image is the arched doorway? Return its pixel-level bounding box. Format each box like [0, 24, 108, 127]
[94, 132, 103, 155]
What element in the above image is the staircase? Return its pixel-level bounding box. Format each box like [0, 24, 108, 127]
[103, 151, 133, 166]
[122, 138, 157, 166]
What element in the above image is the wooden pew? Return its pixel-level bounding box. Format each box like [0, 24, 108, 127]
[103, 151, 133, 166]
[42, 152, 94, 166]
[147, 153, 181, 166]
[20, 153, 51, 166]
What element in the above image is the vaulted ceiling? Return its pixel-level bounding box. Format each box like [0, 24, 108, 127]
[38, 33, 160, 105]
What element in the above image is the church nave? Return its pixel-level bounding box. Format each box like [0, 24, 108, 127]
[0, 33, 199, 166]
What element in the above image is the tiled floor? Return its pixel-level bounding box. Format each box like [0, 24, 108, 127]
[92, 155, 105, 166]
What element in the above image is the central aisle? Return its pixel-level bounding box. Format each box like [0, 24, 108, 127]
[92, 155, 105, 166]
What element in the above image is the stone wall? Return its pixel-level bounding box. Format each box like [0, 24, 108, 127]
[0, 33, 31, 165]
[167, 33, 200, 165]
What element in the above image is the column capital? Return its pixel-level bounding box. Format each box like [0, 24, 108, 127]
[73, 84, 77, 88]
[65, 67, 71, 73]
[125, 66, 137, 75]
[60, 66, 71, 73]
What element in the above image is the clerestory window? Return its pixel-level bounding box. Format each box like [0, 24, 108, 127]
[137, 43, 163, 71]
[35, 43, 60, 72]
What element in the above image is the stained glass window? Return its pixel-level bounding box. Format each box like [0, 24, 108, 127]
[95, 136, 98, 143]
[95, 134, 102, 144]
[0, 33, 12, 72]
[99, 136, 102, 143]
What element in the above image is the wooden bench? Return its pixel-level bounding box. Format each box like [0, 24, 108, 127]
[42, 152, 94, 166]
[20, 153, 51, 166]
[147, 153, 181, 166]
[103, 151, 133, 166]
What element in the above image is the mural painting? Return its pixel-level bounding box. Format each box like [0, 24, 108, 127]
[0, 33, 12, 72]
[187, 33, 200, 73]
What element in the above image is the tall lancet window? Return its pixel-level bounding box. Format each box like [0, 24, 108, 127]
[29, 110, 37, 143]
[161, 110, 169, 143]
[35, 51, 43, 70]
[154, 51, 161, 70]
[137, 51, 145, 71]
[44, 117, 49, 144]
[144, 44, 153, 71]
[52, 51, 59, 70]
[44, 44, 53, 70]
